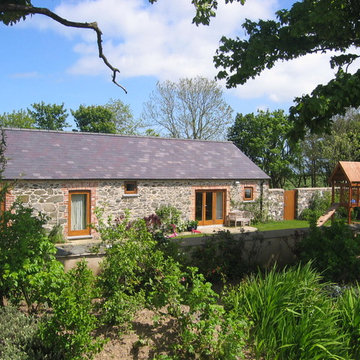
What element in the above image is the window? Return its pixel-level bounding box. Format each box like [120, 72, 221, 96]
[244, 187, 254, 201]
[124, 181, 137, 194]
[68, 191, 91, 236]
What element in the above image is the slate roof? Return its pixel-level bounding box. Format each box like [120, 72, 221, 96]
[3, 128, 269, 181]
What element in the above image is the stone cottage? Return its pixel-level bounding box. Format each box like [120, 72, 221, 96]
[2, 128, 269, 239]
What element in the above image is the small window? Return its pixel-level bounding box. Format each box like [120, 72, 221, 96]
[69, 191, 91, 236]
[124, 181, 137, 194]
[244, 187, 254, 201]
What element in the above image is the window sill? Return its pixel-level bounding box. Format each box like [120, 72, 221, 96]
[67, 235, 93, 240]
[122, 194, 140, 198]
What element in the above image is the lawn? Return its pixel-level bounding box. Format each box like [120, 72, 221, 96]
[255, 219, 309, 231]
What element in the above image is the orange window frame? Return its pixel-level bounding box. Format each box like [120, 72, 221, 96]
[124, 181, 138, 194]
[68, 190, 91, 237]
[243, 186, 254, 201]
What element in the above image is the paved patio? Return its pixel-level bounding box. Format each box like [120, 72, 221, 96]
[180, 224, 258, 236]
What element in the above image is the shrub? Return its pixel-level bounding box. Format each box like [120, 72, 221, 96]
[155, 205, 182, 233]
[0, 200, 64, 311]
[0, 306, 42, 360]
[223, 263, 348, 359]
[148, 266, 247, 359]
[297, 221, 360, 282]
[39, 260, 103, 360]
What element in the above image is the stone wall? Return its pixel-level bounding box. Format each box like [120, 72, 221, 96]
[5, 178, 266, 239]
[267, 188, 284, 221]
[296, 187, 332, 217]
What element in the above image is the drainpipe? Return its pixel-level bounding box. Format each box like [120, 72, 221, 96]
[260, 180, 264, 221]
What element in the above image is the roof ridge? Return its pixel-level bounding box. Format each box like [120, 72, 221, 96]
[3, 127, 231, 144]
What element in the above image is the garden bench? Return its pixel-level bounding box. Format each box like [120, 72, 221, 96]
[226, 210, 253, 227]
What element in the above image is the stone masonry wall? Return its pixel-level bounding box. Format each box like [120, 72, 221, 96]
[6, 178, 266, 239]
[297, 187, 331, 217]
[267, 188, 284, 221]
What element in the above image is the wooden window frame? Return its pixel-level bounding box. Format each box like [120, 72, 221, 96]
[68, 190, 91, 237]
[243, 186, 254, 201]
[124, 181, 138, 195]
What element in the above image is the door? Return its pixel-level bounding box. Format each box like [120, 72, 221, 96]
[195, 190, 225, 225]
[284, 190, 296, 220]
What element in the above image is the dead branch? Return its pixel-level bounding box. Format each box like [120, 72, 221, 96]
[0, 4, 127, 93]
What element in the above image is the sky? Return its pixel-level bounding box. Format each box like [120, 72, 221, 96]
[1, 0, 357, 132]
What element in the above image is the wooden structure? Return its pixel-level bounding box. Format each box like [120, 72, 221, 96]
[329, 161, 360, 224]
[226, 210, 254, 227]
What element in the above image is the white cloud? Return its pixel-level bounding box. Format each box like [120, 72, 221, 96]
[25, 0, 360, 105]
[41, 0, 277, 81]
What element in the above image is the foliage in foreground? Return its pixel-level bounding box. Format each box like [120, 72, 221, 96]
[0, 306, 42, 360]
[297, 220, 360, 283]
[224, 264, 352, 360]
[95, 210, 247, 359]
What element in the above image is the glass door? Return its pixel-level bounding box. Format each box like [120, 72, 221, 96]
[195, 190, 225, 225]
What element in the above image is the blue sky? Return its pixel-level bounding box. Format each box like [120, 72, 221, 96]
[0, 0, 352, 132]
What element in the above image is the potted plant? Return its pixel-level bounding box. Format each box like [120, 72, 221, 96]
[186, 220, 198, 231]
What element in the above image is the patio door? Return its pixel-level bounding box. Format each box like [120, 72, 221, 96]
[195, 190, 225, 226]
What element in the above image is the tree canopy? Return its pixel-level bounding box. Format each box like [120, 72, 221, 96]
[0, 109, 35, 129]
[142, 77, 233, 140]
[28, 102, 69, 131]
[72, 105, 116, 134]
[228, 109, 298, 188]
[213, 0, 360, 139]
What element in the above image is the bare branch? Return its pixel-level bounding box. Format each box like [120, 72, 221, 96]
[0, 4, 127, 93]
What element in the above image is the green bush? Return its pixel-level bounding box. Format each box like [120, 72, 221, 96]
[39, 260, 103, 360]
[155, 205, 182, 232]
[148, 266, 247, 359]
[0, 201, 65, 311]
[297, 221, 360, 282]
[223, 263, 348, 359]
[0, 306, 42, 360]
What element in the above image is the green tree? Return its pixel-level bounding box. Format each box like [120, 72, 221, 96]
[28, 102, 70, 131]
[213, 0, 360, 139]
[72, 105, 116, 133]
[105, 99, 144, 135]
[321, 108, 360, 177]
[0, 109, 35, 129]
[142, 76, 233, 140]
[228, 109, 298, 188]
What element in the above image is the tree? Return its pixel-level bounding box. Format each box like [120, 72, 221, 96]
[105, 99, 144, 135]
[227, 109, 298, 188]
[0, 0, 125, 91]
[213, 0, 360, 139]
[28, 102, 70, 131]
[72, 105, 116, 134]
[320, 108, 360, 177]
[142, 77, 233, 140]
[0, 109, 35, 129]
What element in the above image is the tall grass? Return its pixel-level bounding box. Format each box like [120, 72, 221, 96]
[337, 284, 360, 359]
[223, 263, 348, 359]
